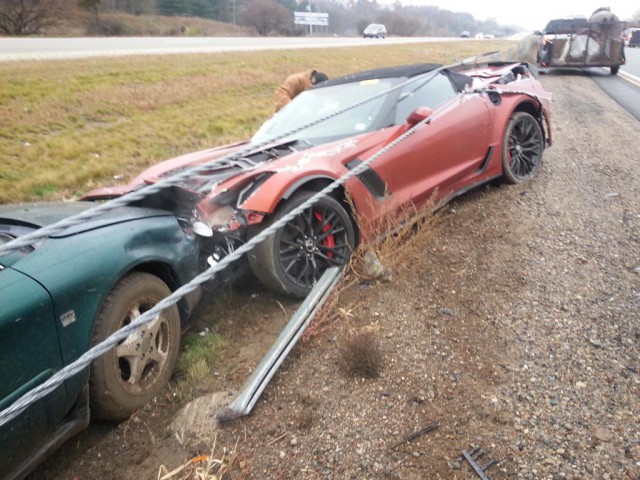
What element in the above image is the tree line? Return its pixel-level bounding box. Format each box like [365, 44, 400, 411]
[2, 0, 639, 37]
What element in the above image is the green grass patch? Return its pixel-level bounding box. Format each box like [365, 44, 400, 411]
[178, 331, 226, 386]
[0, 40, 518, 203]
[32, 183, 58, 198]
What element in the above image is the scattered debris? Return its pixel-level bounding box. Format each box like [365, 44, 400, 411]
[390, 420, 440, 449]
[459, 446, 499, 480]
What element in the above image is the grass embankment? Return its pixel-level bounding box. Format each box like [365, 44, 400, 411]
[0, 40, 515, 204]
[46, 10, 251, 37]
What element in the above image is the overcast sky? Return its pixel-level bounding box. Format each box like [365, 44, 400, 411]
[384, 0, 637, 31]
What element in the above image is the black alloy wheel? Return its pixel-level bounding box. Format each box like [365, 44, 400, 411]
[501, 112, 544, 184]
[249, 190, 356, 298]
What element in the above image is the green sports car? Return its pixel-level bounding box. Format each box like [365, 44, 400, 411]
[0, 201, 203, 480]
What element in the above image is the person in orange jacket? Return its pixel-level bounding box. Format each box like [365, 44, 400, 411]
[274, 69, 329, 112]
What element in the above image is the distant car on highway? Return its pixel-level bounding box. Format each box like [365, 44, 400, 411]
[460, 31, 470, 38]
[363, 23, 387, 38]
[628, 28, 640, 48]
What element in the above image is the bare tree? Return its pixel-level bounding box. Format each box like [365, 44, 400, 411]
[78, 0, 101, 28]
[0, 0, 68, 35]
[241, 0, 293, 36]
[385, 11, 421, 36]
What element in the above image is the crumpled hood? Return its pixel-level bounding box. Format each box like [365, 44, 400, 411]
[83, 130, 396, 201]
[82, 141, 249, 200]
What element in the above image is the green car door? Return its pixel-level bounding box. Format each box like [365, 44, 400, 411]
[0, 267, 67, 479]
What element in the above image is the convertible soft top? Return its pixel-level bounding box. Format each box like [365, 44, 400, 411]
[314, 62, 472, 93]
[315, 63, 442, 88]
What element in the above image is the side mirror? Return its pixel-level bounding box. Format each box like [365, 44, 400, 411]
[407, 107, 433, 126]
[534, 30, 542, 36]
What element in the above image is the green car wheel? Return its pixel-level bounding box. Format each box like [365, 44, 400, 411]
[89, 272, 180, 421]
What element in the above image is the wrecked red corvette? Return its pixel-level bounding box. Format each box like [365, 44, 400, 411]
[84, 61, 552, 298]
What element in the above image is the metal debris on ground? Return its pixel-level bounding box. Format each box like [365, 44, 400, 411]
[459, 446, 499, 480]
[390, 420, 440, 449]
[217, 267, 341, 422]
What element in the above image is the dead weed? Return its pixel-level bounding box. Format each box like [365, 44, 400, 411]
[347, 192, 438, 282]
[339, 330, 384, 379]
[158, 436, 249, 480]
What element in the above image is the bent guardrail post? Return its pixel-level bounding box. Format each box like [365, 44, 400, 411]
[217, 267, 341, 422]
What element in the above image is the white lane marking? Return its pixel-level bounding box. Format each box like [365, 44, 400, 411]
[618, 69, 640, 88]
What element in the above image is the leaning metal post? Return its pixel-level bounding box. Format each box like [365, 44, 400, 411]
[217, 267, 341, 422]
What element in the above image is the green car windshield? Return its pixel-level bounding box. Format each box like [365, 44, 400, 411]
[251, 78, 402, 145]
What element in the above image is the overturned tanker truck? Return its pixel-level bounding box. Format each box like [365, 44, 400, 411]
[535, 7, 626, 75]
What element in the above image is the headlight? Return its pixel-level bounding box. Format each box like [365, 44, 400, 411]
[206, 205, 237, 229]
[192, 221, 213, 237]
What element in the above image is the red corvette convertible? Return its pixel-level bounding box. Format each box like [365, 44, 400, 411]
[84, 60, 552, 298]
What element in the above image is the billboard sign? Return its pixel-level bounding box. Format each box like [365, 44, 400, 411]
[294, 12, 329, 26]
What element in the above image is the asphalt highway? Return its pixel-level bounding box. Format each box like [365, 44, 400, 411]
[0, 36, 459, 62]
[587, 48, 640, 121]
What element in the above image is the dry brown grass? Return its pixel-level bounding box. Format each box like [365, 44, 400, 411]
[44, 10, 251, 37]
[158, 436, 249, 480]
[339, 330, 384, 379]
[348, 190, 439, 281]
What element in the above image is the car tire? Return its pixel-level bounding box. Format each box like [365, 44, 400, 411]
[501, 112, 544, 184]
[90, 272, 180, 421]
[610, 65, 619, 75]
[248, 190, 356, 298]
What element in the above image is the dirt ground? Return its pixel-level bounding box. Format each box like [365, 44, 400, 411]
[30, 69, 640, 479]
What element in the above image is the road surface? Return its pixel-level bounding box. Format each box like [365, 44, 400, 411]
[0, 36, 461, 62]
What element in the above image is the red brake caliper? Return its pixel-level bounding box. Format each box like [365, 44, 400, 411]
[314, 211, 335, 258]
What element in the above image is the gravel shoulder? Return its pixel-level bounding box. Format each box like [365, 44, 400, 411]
[31, 73, 640, 480]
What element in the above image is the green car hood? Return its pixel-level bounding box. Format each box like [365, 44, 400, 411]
[0, 201, 171, 267]
[0, 201, 169, 235]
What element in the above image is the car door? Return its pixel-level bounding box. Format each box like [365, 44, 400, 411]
[0, 267, 67, 478]
[368, 72, 491, 210]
